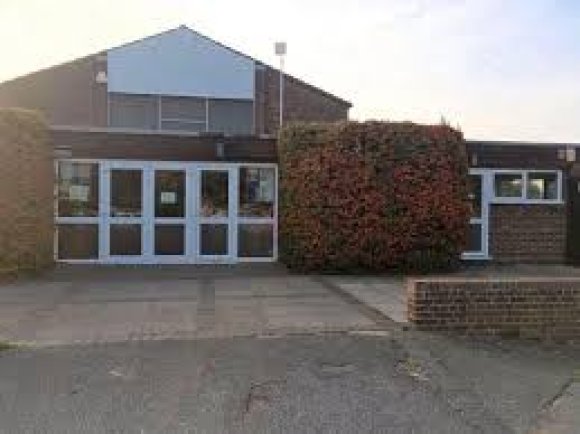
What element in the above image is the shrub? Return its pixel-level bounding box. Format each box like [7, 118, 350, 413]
[0, 109, 53, 274]
[278, 121, 470, 273]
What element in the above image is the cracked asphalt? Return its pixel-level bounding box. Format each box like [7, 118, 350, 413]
[0, 330, 578, 434]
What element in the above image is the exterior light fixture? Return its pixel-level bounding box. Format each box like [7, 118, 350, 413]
[274, 41, 287, 128]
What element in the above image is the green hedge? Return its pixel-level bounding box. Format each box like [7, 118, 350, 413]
[0, 109, 53, 274]
[278, 121, 470, 273]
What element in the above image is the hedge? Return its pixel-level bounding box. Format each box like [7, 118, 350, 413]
[0, 109, 53, 275]
[278, 121, 470, 273]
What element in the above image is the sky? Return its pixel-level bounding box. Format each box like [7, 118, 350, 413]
[1, 0, 579, 141]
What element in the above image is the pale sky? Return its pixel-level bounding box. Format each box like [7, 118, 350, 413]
[1, 0, 579, 141]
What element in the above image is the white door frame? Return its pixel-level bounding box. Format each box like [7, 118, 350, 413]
[55, 159, 278, 264]
[462, 169, 491, 260]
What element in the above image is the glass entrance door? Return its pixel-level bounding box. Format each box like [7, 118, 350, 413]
[197, 168, 234, 261]
[463, 171, 489, 258]
[57, 161, 277, 264]
[106, 165, 146, 262]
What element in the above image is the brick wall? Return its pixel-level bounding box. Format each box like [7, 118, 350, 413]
[255, 65, 350, 135]
[0, 55, 108, 128]
[489, 204, 567, 263]
[0, 109, 54, 274]
[407, 278, 580, 340]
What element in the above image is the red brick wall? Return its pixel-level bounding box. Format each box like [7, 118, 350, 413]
[0, 109, 54, 274]
[255, 65, 350, 135]
[407, 278, 580, 340]
[0, 55, 108, 128]
[489, 204, 567, 263]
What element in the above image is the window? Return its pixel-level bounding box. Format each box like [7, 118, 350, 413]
[160, 96, 206, 132]
[527, 172, 558, 200]
[201, 171, 229, 217]
[238, 166, 276, 259]
[468, 174, 482, 219]
[208, 99, 253, 135]
[238, 224, 274, 257]
[111, 170, 142, 217]
[493, 170, 561, 203]
[109, 93, 159, 130]
[110, 224, 142, 256]
[57, 225, 98, 259]
[109, 92, 254, 134]
[200, 224, 228, 255]
[57, 162, 99, 217]
[494, 173, 523, 198]
[155, 171, 185, 218]
[239, 167, 275, 217]
[466, 223, 483, 253]
[155, 225, 185, 256]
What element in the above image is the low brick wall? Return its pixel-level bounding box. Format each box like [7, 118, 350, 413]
[489, 204, 566, 263]
[407, 278, 580, 340]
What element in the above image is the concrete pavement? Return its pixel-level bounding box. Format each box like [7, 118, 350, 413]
[0, 272, 387, 346]
[326, 276, 408, 323]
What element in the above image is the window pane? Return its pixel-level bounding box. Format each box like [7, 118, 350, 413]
[527, 172, 558, 200]
[155, 225, 184, 255]
[239, 167, 275, 217]
[200, 224, 228, 255]
[58, 162, 99, 217]
[238, 224, 274, 258]
[155, 171, 185, 218]
[494, 173, 523, 198]
[110, 224, 141, 256]
[111, 170, 142, 217]
[160, 96, 206, 121]
[208, 99, 253, 135]
[466, 223, 482, 253]
[109, 93, 158, 130]
[201, 171, 229, 217]
[58, 225, 98, 259]
[468, 175, 482, 218]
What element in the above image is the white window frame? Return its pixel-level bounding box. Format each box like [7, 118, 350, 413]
[492, 169, 563, 204]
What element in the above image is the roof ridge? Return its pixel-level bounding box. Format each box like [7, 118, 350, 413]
[0, 24, 351, 106]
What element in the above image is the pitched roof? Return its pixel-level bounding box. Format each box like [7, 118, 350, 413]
[0, 25, 351, 107]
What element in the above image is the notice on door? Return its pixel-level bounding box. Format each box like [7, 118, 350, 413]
[160, 191, 177, 204]
[69, 185, 89, 202]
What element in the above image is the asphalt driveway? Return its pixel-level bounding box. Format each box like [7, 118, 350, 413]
[0, 266, 395, 346]
[0, 332, 578, 433]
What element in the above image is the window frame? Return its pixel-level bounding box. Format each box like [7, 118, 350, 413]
[108, 93, 255, 135]
[492, 169, 563, 204]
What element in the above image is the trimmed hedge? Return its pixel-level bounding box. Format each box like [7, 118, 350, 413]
[278, 121, 470, 273]
[0, 109, 53, 274]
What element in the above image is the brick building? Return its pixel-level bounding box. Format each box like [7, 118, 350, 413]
[0, 26, 349, 265]
[1, 25, 579, 266]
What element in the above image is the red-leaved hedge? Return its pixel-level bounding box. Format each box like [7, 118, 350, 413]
[278, 121, 470, 272]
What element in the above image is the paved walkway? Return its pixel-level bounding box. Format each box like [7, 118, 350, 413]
[0, 269, 397, 346]
[327, 276, 407, 323]
[531, 381, 580, 434]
